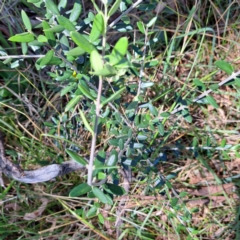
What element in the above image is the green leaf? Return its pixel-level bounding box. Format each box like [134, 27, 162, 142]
[103, 183, 126, 196]
[43, 25, 65, 33]
[235, 78, 240, 87]
[78, 84, 95, 100]
[92, 187, 113, 204]
[133, 143, 144, 149]
[137, 21, 145, 34]
[137, 134, 147, 140]
[58, 0, 67, 10]
[57, 15, 75, 31]
[37, 35, 48, 42]
[69, 2, 82, 22]
[66, 47, 85, 56]
[65, 95, 81, 112]
[27, 0, 41, 2]
[140, 82, 154, 89]
[42, 20, 56, 47]
[66, 149, 88, 166]
[108, 0, 121, 17]
[90, 50, 103, 72]
[182, 109, 192, 123]
[21, 10, 32, 31]
[21, 42, 28, 55]
[206, 95, 219, 108]
[118, 139, 124, 150]
[148, 103, 158, 116]
[8, 33, 34, 43]
[86, 205, 97, 218]
[158, 123, 164, 136]
[71, 31, 96, 53]
[40, 49, 54, 67]
[47, 56, 62, 65]
[46, 0, 60, 15]
[98, 213, 105, 224]
[89, 12, 104, 42]
[171, 197, 179, 207]
[108, 37, 128, 65]
[106, 150, 117, 167]
[69, 183, 92, 197]
[79, 109, 94, 135]
[90, 64, 116, 77]
[60, 83, 77, 96]
[214, 60, 234, 75]
[147, 16, 157, 28]
[193, 79, 206, 90]
[209, 84, 219, 90]
[160, 112, 170, 118]
[100, 87, 125, 107]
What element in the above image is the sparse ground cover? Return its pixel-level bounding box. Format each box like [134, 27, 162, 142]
[0, 0, 239, 239]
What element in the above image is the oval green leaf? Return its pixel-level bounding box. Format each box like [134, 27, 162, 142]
[160, 112, 170, 118]
[21, 10, 32, 31]
[90, 50, 103, 72]
[37, 35, 48, 42]
[100, 86, 125, 107]
[40, 49, 54, 67]
[206, 95, 219, 108]
[214, 60, 234, 75]
[106, 150, 117, 167]
[69, 2, 82, 22]
[66, 47, 85, 56]
[79, 109, 94, 135]
[90, 64, 116, 77]
[137, 21, 145, 34]
[65, 95, 81, 112]
[66, 149, 88, 166]
[42, 20, 56, 47]
[92, 187, 113, 204]
[103, 183, 126, 196]
[78, 84, 95, 100]
[46, 0, 60, 15]
[147, 16, 157, 28]
[158, 123, 164, 136]
[69, 183, 92, 197]
[108, 37, 128, 65]
[44, 25, 65, 33]
[58, 0, 67, 10]
[57, 15, 75, 31]
[9, 33, 34, 43]
[108, 0, 121, 17]
[89, 12, 104, 42]
[71, 31, 95, 53]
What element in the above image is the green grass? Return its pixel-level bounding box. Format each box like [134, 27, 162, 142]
[0, 0, 240, 239]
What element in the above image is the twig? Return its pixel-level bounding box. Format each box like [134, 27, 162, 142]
[108, 0, 143, 29]
[0, 55, 45, 59]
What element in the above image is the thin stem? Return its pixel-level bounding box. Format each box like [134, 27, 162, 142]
[108, 0, 143, 29]
[87, 76, 103, 186]
[0, 55, 45, 59]
[87, 3, 108, 186]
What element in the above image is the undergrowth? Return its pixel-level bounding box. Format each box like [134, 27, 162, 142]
[0, 0, 240, 239]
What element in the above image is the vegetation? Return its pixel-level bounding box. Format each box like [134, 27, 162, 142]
[0, 0, 239, 239]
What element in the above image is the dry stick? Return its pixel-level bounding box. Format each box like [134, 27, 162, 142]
[0, 55, 45, 59]
[108, 0, 143, 29]
[161, 70, 240, 119]
[87, 75, 104, 186]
